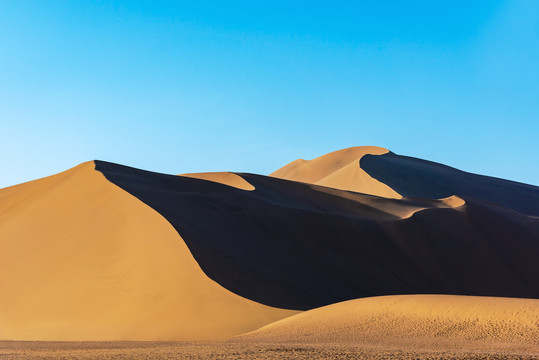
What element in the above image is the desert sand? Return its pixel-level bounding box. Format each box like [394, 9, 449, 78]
[1, 340, 537, 359]
[0, 146, 538, 359]
[1, 295, 537, 359]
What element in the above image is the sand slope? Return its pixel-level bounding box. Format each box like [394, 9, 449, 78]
[0, 162, 296, 341]
[236, 295, 539, 352]
[270, 146, 401, 198]
[96, 161, 539, 310]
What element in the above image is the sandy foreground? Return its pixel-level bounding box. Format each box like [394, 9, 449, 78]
[0, 341, 537, 360]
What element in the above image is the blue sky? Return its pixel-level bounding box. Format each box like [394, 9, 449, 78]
[1, 0, 538, 188]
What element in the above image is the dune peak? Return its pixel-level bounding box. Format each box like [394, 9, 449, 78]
[270, 146, 400, 198]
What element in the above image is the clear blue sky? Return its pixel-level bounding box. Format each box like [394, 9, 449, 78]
[1, 0, 538, 188]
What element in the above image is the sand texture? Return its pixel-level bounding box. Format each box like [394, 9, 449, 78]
[1, 340, 536, 359]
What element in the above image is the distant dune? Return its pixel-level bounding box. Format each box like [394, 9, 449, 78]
[236, 295, 539, 352]
[0, 146, 538, 343]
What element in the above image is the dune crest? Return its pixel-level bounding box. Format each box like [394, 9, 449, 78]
[270, 146, 401, 198]
[179, 172, 255, 190]
[236, 295, 539, 351]
[0, 162, 296, 341]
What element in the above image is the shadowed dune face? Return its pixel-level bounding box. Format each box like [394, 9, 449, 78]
[95, 160, 539, 311]
[361, 152, 539, 216]
[0, 162, 296, 341]
[270, 146, 401, 198]
[235, 295, 539, 351]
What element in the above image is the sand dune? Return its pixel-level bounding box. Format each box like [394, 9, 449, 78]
[0, 162, 296, 341]
[236, 295, 539, 352]
[1, 146, 538, 345]
[96, 160, 539, 311]
[270, 146, 401, 198]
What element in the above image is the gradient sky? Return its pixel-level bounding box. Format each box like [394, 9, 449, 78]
[1, 0, 538, 188]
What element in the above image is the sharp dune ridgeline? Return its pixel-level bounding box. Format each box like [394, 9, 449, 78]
[0, 146, 538, 346]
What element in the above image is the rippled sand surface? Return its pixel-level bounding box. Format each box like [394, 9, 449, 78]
[1, 341, 537, 360]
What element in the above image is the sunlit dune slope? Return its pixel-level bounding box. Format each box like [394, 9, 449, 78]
[236, 295, 539, 351]
[96, 160, 539, 311]
[270, 146, 401, 198]
[0, 162, 297, 341]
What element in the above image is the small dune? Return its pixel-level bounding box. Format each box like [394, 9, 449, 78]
[236, 295, 539, 352]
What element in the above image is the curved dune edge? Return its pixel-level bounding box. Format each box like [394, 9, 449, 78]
[179, 172, 255, 191]
[270, 146, 402, 198]
[234, 295, 539, 351]
[0, 162, 297, 341]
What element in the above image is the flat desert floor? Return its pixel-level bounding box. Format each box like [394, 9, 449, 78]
[0, 341, 537, 360]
